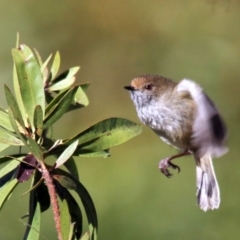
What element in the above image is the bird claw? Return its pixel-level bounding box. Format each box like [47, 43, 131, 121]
[159, 158, 181, 178]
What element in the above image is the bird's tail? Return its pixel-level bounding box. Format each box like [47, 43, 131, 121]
[195, 154, 220, 211]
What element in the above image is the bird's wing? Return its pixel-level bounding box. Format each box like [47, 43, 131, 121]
[177, 79, 228, 158]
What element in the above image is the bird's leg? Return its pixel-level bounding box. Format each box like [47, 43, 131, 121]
[159, 150, 192, 178]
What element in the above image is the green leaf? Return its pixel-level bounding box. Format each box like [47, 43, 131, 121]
[60, 199, 71, 240]
[16, 32, 20, 48]
[52, 67, 80, 84]
[64, 157, 79, 180]
[72, 86, 89, 107]
[46, 84, 90, 113]
[26, 201, 41, 240]
[27, 138, 43, 162]
[68, 223, 76, 240]
[80, 231, 90, 240]
[0, 144, 9, 152]
[44, 87, 79, 129]
[54, 181, 83, 239]
[0, 155, 24, 165]
[66, 85, 89, 114]
[41, 54, 52, 84]
[0, 159, 20, 179]
[4, 85, 26, 129]
[40, 54, 52, 75]
[33, 105, 43, 137]
[89, 224, 97, 240]
[12, 46, 45, 128]
[65, 118, 142, 152]
[52, 169, 98, 235]
[34, 48, 43, 66]
[53, 175, 76, 190]
[0, 126, 23, 146]
[8, 108, 28, 147]
[50, 51, 60, 80]
[13, 62, 28, 127]
[79, 83, 90, 92]
[0, 108, 24, 147]
[47, 77, 76, 92]
[55, 140, 78, 169]
[0, 178, 18, 210]
[23, 174, 42, 240]
[0, 107, 14, 131]
[77, 150, 110, 158]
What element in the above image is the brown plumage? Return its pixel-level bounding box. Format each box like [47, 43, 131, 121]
[124, 75, 228, 211]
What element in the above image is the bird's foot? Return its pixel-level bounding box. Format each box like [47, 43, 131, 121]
[159, 158, 181, 178]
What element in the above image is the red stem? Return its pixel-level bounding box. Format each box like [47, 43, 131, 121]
[41, 165, 62, 240]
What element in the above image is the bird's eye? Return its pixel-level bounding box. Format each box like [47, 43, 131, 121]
[144, 84, 152, 90]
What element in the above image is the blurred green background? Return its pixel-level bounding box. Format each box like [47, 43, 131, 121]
[0, 0, 239, 239]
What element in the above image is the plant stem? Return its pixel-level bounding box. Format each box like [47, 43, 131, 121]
[41, 163, 62, 240]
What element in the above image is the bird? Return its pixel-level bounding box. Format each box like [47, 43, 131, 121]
[124, 74, 228, 211]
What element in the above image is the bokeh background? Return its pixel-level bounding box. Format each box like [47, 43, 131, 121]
[0, 0, 239, 239]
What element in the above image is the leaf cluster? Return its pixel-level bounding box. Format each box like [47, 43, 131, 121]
[0, 35, 142, 240]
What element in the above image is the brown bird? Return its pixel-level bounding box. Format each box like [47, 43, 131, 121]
[124, 75, 228, 211]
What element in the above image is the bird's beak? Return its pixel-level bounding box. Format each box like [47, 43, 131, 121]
[124, 86, 135, 91]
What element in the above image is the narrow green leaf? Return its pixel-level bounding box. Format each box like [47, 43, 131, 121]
[80, 231, 90, 240]
[0, 127, 23, 146]
[27, 138, 43, 162]
[0, 107, 24, 146]
[89, 224, 97, 240]
[60, 199, 71, 240]
[8, 108, 28, 147]
[12, 46, 45, 128]
[40, 54, 52, 74]
[4, 85, 26, 129]
[45, 88, 72, 116]
[0, 155, 24, 165]
[21, 45, 45, 116]
[52, 67, 80, 84]
[73, 86, 89, 106]
[68, 223, 75, 240]
[65, 118, 142, 152]
[26, 201, 41, 240]
[66, 190, 82, 239]
[34, 49, 43, 66]
[45, 83, 89, 109]
[79, 83, 90, 91]
[0, 144, 9, 152]
[33, 105, 43, 137]
[53, 175, 76, 190]
[13, 62, 28, 127]
[0, 159, 20, 179]
[47, 139, 63, 152]
[41, 54, 52, 85]
[48, 77, 76, 92]
[51, 51, 60, 80]
[44, 87, 79, 129]
[54, 181, 83, 239]
[77, 150, 110, 158]
[55, 140, 78, 169]
[52, 169, 98, 233]
[16, 32, 20, 48]
[0, 107, 14, 131]
[0, 178, 18, 210]
[64, 157, 79, 180]
[23, 174, 41, 240]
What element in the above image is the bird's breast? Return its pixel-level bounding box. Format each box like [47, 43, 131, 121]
[137, 100, 193, 150]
